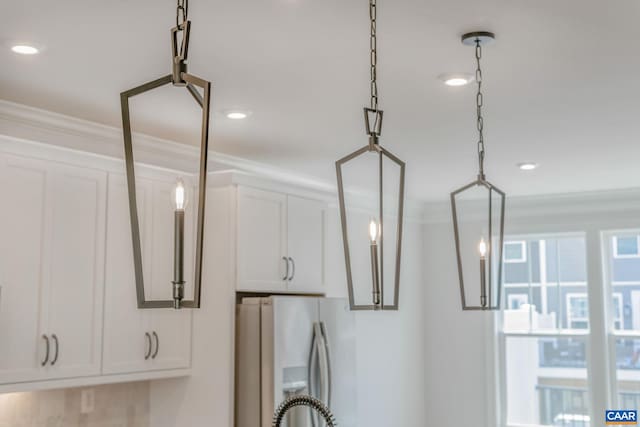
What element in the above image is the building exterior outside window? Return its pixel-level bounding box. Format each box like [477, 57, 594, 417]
[504, 240, 527, 263]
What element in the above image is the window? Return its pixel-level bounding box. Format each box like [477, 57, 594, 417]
[504, 240, 527, 263]
[500, 234, 590, 427]
[613, 235, 640, 258]
[497, 227, 640, 427]
[605, 231, 640, 408]
[507, 294, 528, 310]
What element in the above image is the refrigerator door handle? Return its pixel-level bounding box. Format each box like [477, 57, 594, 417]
[308, 324, 319, 427]
[315, 323, 330, 420]
[320, 321, 332, 408]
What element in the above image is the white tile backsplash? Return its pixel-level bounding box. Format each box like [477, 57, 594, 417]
[0, 382, 149, 427]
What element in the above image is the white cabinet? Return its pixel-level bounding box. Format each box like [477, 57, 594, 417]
[0, 154, 48, 384]
[44, 162, 106, 380]
[102, 174, 191, 376]
[0, 154, 106, 384]
[236, 187, 327, 294]
[237, 188, 288, 292]
[287, 195, 326, 293]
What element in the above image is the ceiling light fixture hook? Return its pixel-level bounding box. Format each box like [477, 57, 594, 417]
[172, 0, 191, 86]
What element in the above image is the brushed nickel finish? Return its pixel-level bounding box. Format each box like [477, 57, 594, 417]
[120, 2, 211, 310]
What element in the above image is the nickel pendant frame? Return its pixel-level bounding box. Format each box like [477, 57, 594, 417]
[450, 177, 505, 310]
[336, 109, 406, 311]
[120, 16, 211, 309]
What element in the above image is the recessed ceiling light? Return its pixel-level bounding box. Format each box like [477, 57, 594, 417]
[11, 44, 40, 55]
[438, 73, 474, 87]
[518, 162, 538, 171]
[224, 110, 251, 120]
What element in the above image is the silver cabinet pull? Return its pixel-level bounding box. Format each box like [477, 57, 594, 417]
[144, 332, 152, 360]
[41, 335, 50, 366]
[282, 256, 289, 281]
[152, 331, 159, 359]
[51, 334, 59, 366]
[288, 257, 295, 281]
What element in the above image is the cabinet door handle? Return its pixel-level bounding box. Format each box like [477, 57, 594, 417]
[51, 334, 59, 366]
[282, 256, 289, 281]
[152, 331, 159, 359]
[288, 257, 295, 281]
[144, 332, 152, 360]
[41, 335, 50, 367]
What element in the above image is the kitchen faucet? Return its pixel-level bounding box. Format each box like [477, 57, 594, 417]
[272, 395, 336, 427]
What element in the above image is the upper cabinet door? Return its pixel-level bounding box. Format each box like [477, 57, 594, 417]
[45, 164, 106, 380]
[102, 174, 151, 375]
[148, 310, 192, 371]
[287, 196, 327, 294]
[0, 155, 49, 384]
[237, 187, 288, 292]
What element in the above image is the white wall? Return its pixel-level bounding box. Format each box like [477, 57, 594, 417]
[326, 208, 427, 427]
[422, 221, 493, 427]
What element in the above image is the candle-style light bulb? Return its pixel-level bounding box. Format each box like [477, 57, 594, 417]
[174, 180, 186, 211]
[369, 219, 381, 307]
[172, 178, 186, 309]
[479, 238, 487, 258]
[369, 219, 379, 242]
[479, 237, 487, 307]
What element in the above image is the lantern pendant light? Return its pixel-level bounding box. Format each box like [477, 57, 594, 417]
[335, 0, 406, 311]
[450, 31, 506, 311]
[120, 0, 211, 309]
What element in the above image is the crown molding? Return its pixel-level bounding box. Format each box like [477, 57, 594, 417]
[0, 99, 338, 190]
[423, 187, 640, 226]
[0, 100, 426, 221]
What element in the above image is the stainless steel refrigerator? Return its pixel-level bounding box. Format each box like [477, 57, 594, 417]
[235, 296, 356, 427]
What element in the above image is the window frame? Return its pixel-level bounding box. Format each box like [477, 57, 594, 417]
[602, 229, 640, 413]
[496, 233, 592, 427]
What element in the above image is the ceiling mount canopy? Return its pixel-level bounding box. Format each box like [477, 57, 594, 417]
[120, 0, 211, 310]
[335, 0, 406, 311]
[450, 31, 506, 311]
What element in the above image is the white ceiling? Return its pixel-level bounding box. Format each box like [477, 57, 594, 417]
[1, 0, 640, 200]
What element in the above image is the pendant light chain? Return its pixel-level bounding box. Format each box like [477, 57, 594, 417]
[475, 39, 485, 179]
[369, 0, 378, 112]
[177, 0, 188, 26]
